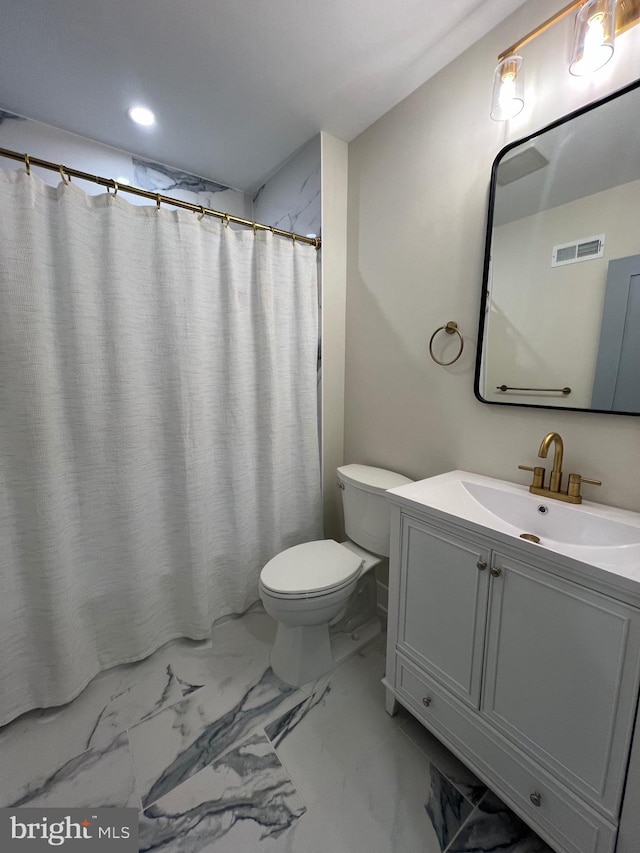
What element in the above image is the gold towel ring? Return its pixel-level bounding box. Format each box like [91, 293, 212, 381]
[429, 321, 464, 366]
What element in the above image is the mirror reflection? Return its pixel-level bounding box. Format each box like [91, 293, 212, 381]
[475, 78, 640, 415]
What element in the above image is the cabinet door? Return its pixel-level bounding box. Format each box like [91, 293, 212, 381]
[482, 552, 640, 817]
[397, 515, 490, 708]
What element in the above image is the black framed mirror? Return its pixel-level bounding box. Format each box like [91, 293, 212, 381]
[475, 77, 640, 415]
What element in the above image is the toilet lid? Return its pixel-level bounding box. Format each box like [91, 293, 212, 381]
[261, 540, 363, 595]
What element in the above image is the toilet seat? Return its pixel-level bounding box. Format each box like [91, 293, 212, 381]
[260, 540, 363, 597]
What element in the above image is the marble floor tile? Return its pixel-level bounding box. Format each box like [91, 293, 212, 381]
[261, 726, 459, 853]
[139, 732, 305, 852]
[163, 608, 275, 693]
[427, 763, 475, 851]
[0, 610, 554, 853]
[0, 607, 269, 810]
[400, 711, 487, 805]
[0, 653, 187, 807]
[6, 731, 139, 810]
[264, 636, 403, 808]
[130, 663, 311, 809]
[447, 791, 555, 853]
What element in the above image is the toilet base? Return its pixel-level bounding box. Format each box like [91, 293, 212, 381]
[270, 621, 333, 686]
[269, 615, 381, 687]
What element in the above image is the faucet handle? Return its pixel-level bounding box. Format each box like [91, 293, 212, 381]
[567, 473, 602, 502]
[518, 465, 545, 489]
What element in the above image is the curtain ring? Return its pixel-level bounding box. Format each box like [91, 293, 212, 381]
[224, 214, 230, 228]
[59, 165, 69, 184]
[156, 193, 161, 211]
[292, 234, 296, 245]
[112, 181, 118, 196]
[429, 321, 464, 366]
[252, 222, 257, 235]
[198, 205, 206, 221]
[24, 154, 31, 175]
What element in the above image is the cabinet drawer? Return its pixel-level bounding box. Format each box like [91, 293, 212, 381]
[395, 655, 617, 853]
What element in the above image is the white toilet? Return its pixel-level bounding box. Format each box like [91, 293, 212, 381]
[259, 464, 413, 686]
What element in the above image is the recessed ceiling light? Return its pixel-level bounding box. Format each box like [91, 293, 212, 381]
[127, 105, 156, 127]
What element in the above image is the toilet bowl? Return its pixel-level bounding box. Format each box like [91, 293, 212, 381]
[259, 464, 413, 686]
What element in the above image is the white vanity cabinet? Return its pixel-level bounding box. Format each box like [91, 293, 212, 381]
[397, 519, 490, 709]
[385, 507, 640, 853]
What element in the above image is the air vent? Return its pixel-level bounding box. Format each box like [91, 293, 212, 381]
[551, 235, 604, 267]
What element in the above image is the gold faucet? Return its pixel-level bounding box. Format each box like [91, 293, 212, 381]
[538, 432, 564, 492]
[518, 432, 602, 504]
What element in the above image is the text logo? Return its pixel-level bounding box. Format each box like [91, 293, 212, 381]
[1, 809, 138, 851]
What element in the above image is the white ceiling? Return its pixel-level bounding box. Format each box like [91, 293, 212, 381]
[0, 0, 529, 193]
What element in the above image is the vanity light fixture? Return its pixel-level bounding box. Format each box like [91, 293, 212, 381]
[569, 0, 616, 74]
[490, 55, 525, 121]
[127, 105, 156, 127]
[491, 0, 640, 120]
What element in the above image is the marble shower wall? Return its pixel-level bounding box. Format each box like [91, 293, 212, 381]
[252, 135, 321, 238]
[253, 134, 323, 469]
[0, 110, 321, 232]
[0, 110, 252, 217]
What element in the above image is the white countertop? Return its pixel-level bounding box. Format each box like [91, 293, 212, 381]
[386, 470, 640, 588]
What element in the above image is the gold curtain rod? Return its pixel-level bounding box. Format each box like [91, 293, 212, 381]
[0, 146, 321, 250]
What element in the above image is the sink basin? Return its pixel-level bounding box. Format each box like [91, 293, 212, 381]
[462, 479, 640, 547]
[385, 470, 640, 579]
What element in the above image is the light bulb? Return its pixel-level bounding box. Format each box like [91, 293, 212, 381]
[491, 56, 524, 121]
[569, 0, 615, 76]
[499, 73, 518, 116]
[582, 14, 610, 71]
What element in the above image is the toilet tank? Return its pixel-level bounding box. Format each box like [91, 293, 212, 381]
[337, 464, 413, 557]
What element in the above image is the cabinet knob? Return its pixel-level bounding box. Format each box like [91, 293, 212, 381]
[476, 559, 487, 571]
[422, 696, 432, 707]
[490, 566, 502, 577]
[530, 791, 542, 807]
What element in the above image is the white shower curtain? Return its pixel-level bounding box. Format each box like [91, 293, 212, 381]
[0, 169, 322, 727]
